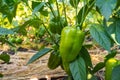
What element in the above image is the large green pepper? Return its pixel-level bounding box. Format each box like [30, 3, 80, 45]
[49, 16, 67, 34]
[59, 26, 85, 62]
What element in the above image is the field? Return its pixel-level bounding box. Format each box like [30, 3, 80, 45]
[0, 0, 120, 80]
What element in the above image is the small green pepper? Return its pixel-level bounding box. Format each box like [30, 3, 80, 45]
[105, 58, 120, 80]
[48, 51, 62, 70]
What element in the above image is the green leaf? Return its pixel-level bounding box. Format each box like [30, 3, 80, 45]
[0, 1, 10, 15]
[40, 10, 49, 16]
[92, 62, 105, 74]
[105, 50, 117, 62]
[104, 18, 120, 44]
[36, 26, 46, 37]
[90, 24, 112, 51]
[96, 0, 117, 20]
[77, 0, 95, 25]
[115, 0, 120, 9]
[80, 46, 93, 68]
[21, 0, 28, 3]
[48, 0, 55, 3]
[0, 27, 14, 35]
[69, 0, 80, 8]
[11, 26, 27, 35]
[27, 48, 52, 65]
[0, 53, 10, 63]
[5, 39, 16, 47]
[112, 65, 120, 80]
[32, 2, 45, 15]
[70, 56, 87, 80]
[28, 18, 42, 28]
[0, 0, 19, 23]
[12, 18, 42, 35]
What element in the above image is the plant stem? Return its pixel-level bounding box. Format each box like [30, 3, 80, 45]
[55, 0, 60, 17]
[85, 0, 95, 15]
[46, 2, 57, 18]
[42, 23, 59, 46]
[80, 0, 95, 29]
[79, 0, 86, 30]
[75, 5, 78, 25]
[62, 0, 67, 23]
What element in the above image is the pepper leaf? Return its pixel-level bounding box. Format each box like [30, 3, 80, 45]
[112, 65, 120, 80]
[70, 56, 87, 80]
[105, 50, 117, 62]
[104, 18, 120, 44]
[32, 2, 45, 15]
[96, 0, 117, 20]
[90, 24, 112, 51]
[27, 48, 52, 65]
[92, 62, 105, 74]
[0, 0, 19, 23]
[0, 27, 14, 35]
[80, 46, 93, 68]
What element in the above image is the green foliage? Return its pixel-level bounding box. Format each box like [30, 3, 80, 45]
[0, 0, 120, 80]
[69, 0, 80, 8]
[77, 0, 95, 25]
[70, 56, 87, 80]
[92, 62, 105, 74]
[90, 24, 113, 51]
[49, 16, 67, 34]
[27, 48, 52, 65]
[104, 17, 120, 44]
[112, 65, 120, 80]
[105, 50, 117, 62]
[35, 26, 46, 38]
[12, 18, 42, 35]
[92, 50, 118, 74]
[48, 0, 55, 3]
[0, 27, 16, 47]
[32, 2, 46, 15]
[0, 0, 20, 22]
[80, 46, 93, 68]
[0, 53, 10, 63]
[96, 0, 117, 20]
[0, 27, 14, 35]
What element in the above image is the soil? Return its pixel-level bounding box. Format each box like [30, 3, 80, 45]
[0, 45, 120, 80]
[0, 49, 66, 80]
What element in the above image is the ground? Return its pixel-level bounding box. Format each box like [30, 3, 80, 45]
[0, 44, 120, 80]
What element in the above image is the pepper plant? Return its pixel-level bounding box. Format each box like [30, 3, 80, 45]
[0, 0, 120, 80]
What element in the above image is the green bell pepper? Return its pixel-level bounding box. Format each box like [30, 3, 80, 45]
[59, 26, 85, 62]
